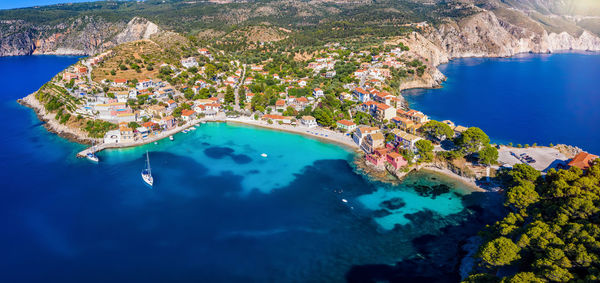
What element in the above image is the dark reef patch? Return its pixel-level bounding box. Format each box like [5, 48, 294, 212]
[412, 184, 451, 199]
[379, 198, 406, 210]
[204, 146, 234, 159]
[231, 154, 252, 164]
[204, 146, 252, 164]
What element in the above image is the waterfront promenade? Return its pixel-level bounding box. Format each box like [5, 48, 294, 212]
[77, 115, 358, 157]
[77, 115, 224, 157]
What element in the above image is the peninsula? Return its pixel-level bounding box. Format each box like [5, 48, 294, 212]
[4, 0, 600, 282]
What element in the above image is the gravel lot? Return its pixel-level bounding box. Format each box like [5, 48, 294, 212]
[498, 146, 568, 171]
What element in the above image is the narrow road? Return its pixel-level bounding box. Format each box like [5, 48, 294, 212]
[83, 60, 93, 82]
[233, 64, 246, 111]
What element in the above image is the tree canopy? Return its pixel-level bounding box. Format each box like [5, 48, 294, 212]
[415, 139, 434, 162]
[421, 120, 454, 142]
[466, 160, 600, 282]
[478, 145, 498, 165]
[456, 127, 490, 154]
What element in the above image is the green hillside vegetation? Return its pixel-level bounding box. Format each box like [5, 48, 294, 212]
[465, 161, 600, 282]
[35, 82, 116, 137]
[0, 0, 476, 45]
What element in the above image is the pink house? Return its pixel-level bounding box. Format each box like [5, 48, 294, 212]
[386, 152, 408, 170]
[366, 149, 389, 167]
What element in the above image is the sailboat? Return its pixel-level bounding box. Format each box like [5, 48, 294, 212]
[86, 141, 99, 162]
[141, 151, 154, 187]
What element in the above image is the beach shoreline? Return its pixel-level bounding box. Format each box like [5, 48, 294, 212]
[18, 94, 486, 192]
[418, 166, 486, 193]
[225, 117, 359, 151]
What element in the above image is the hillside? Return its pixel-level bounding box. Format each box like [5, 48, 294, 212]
[1, 0, 599, 58]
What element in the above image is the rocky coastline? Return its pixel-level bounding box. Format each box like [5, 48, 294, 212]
[17, 93, 96, 145]
[352, 153, 486, 192]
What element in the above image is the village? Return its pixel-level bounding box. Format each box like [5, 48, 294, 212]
[44, 39, 598, 183]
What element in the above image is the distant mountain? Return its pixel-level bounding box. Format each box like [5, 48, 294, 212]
[0, 0, 598, 57]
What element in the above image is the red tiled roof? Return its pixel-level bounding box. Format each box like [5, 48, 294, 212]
[363, 101, 377, 106]
[354, 87, 369, 95]
[181, 109, 195, 116]
[568, 152, 599, 170]
[142, 121, 157, 128]
[337, 119, 356, 126]
[375, 102, 391, 110]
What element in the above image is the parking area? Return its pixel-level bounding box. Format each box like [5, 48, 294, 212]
[497, 147, 569, 171]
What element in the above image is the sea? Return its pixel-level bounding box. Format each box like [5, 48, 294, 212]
[403, 52, 600, 153]
[0, 55, 502, 282]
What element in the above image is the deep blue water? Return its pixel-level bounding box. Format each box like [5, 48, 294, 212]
[404, 52, 600, 153]
[0, 56, 499, 282]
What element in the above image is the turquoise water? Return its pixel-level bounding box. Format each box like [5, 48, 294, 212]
[0, 55, 495, 282]
[404, 52, 600, 153]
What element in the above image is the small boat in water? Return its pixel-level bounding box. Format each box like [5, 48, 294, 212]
[141, 151, 154, 187]
[169, 135, 174, 141]
[190, 127, 196, 130]
[261, 153, 268, 158]
[86, 141, 99, 162]
[342, 199, 348, 203]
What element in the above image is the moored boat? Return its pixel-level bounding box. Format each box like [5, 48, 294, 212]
[141, 151, 154, 187]
[86, 141, 99, 162]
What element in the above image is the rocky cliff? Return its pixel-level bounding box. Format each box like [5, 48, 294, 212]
[398, 7, 600, 90]
[0, 17, 159, 56]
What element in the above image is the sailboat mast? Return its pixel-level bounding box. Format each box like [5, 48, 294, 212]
[146, 151, 152, 175]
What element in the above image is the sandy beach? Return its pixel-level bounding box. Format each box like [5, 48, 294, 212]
[226, 117, 359, 151]
[419, 166, 486, 192]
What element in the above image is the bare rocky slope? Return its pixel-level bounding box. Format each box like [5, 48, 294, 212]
[0, 17, 159, 56]
[396, 5, 600, 90]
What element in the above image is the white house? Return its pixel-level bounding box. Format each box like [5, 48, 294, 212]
[103, 130, 121, 144]
[336, 120, 357, 132]
[300, 116, 317, 128]
[313, 88, 324, 98]
[181, 57, 198, 69]
[111, 78, 128, 87]
[136, 79, 154, 90]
